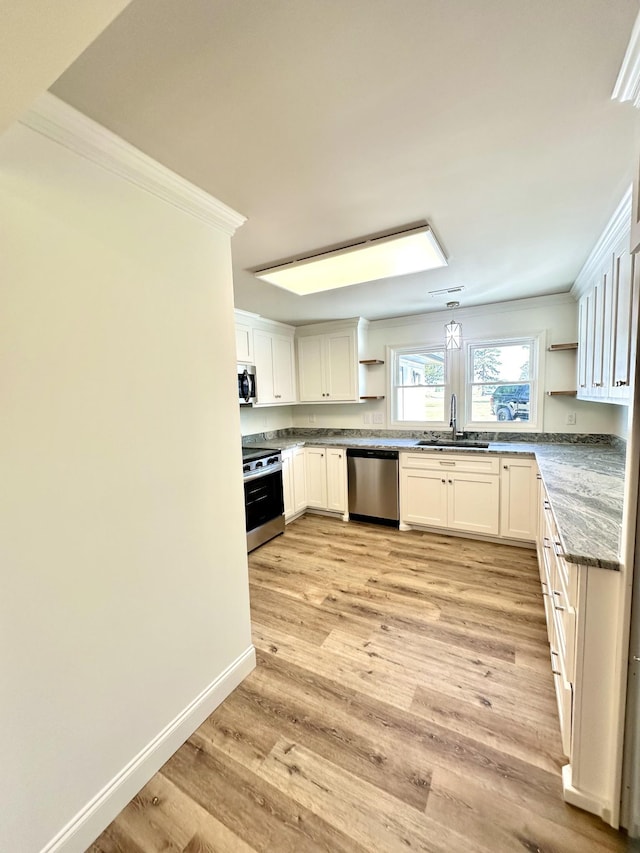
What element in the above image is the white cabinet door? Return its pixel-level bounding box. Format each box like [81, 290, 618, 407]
[253, 330, 275, 403]
[577, 292, 590, 396]
[305, 447, 328, 509]
[292, 447, 307, 514]
[235, 322, 253, 363]
[272, 333, 296, 403]
[324, 331, 356, 401]
[500, 458, 538, 541]
[326, 448, 347, 513]
[281, 451, 294, 520]
[609, 236, 635, 400]
[401, 469, 448, 527]
[447, 472, 500, 536]
[254, 329, 295, 405]
[298, 336, 325, 401]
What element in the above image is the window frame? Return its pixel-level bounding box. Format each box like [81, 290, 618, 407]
[463, 334, 544, 432]
[388, 343, 451, 429]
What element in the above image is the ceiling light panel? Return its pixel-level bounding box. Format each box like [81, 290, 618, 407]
[254, 226, 447, 295]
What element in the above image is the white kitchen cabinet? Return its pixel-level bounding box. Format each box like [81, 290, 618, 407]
[536, 480, 623, 821]
[282, 446, 307, 521]
[305, 446, 328, 509]
[447, 471, 500, 536]
[296, 318, 368, 403]
[400, 452, 500, 536]
[234, 309, 257, 363]
[500, 457, 538, 541]
[609, 232, 637, 400]
[292, 447, 307, 515]
[401, 469, 448, 527]
[326, 447, 347, 513]
[282, 451, 293, 519]
[253, 328, 296, 405]
[235, 322, 253, 363]
[304, 446, 347, 514]
[574, 189, 634, 404]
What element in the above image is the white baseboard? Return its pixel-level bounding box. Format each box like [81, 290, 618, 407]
[41, 645, 256, 853]
[562, 764, 613, 825]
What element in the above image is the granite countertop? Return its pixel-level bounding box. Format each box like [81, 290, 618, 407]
[245, 432, 626, 571]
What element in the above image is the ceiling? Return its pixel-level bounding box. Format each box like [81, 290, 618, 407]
[50, 0, 640, 325]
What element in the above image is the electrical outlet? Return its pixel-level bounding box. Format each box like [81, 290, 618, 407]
[373, 412, 384, 424]
[309, 414, 316, 424]
[566, 411, 576, 425]
[363, 413, 372, 425]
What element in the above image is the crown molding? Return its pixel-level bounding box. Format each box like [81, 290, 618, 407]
[612, 11, 640, 108]
[571, 186, 632, 298]
[18, 92, 246, 236]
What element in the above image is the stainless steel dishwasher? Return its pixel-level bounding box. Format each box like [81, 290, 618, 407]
[347, 448, 399, 526]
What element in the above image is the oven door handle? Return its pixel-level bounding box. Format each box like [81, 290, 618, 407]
[243, 463, 282, 483]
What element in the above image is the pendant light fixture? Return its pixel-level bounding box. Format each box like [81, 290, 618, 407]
[445, 301, 462, 350]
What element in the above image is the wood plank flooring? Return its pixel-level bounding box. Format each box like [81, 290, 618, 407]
[89, 515, 626, 852]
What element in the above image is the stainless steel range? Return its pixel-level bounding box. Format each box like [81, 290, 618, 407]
[242, 446, 285, 552]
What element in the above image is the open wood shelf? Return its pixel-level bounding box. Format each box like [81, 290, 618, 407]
[547, 343, 578, 351]
[359, 359, 384, 365]
[546, 390, 577, 396]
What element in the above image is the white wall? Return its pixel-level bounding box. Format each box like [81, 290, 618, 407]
[291, 294, 622, 434]
[0, 118, 252, 851]
[240, 404, 294, 436]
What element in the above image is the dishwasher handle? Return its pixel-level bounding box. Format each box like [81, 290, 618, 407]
[346, 448, 399, 461]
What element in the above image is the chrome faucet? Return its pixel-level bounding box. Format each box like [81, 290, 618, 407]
[450, 393, 462, 441]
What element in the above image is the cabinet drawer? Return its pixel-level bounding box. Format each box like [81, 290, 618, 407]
[401, 452, 500, 475]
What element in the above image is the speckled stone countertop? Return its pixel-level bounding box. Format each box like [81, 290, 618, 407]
[244, 431, 626, 571]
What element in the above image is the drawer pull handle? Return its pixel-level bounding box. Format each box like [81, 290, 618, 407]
[439, 461, 456, 466]
[551, 650, 562, 676]
[553, 541, 564, 558]
[544, 500, 551, 510]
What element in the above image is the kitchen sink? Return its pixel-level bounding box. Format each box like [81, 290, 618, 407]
[415, 439, 490, 449]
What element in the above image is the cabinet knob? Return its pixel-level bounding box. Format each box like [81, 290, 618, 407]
[448, 479, 453, 484]
[503, 465, 508, 470]
[441, 478, 445, 483]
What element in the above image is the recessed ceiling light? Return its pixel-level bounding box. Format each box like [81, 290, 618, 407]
[253, 225, 447, 295]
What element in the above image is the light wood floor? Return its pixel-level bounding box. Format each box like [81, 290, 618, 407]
[89, 514, 626, 852]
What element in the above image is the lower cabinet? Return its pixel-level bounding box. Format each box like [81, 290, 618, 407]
[400, 452, 500, 536]
[305, 446, 347, 514]
[282, 446, 307, 521]
[283, 445, 347, 520]
[500, 457, 539, 540]
[537, 480, 623, 823]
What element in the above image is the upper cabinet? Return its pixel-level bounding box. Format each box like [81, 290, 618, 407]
[253, 327, 296, 405]
[234, 309, 256, 364]
[297, 318, 369, 403]
[234, 310, 296, 405]
[573, 188, 636, 405]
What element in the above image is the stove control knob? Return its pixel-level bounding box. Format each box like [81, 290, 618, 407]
[268, 456, 278, 465]
[255, 460, 263, 468]
[243, 464, 251, 474]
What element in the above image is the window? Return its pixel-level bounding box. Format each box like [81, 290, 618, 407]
[466, 337, 539, 428]
[391, 346, 448, 425]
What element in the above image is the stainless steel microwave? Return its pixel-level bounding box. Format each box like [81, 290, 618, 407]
[238, 365, 257, 404]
